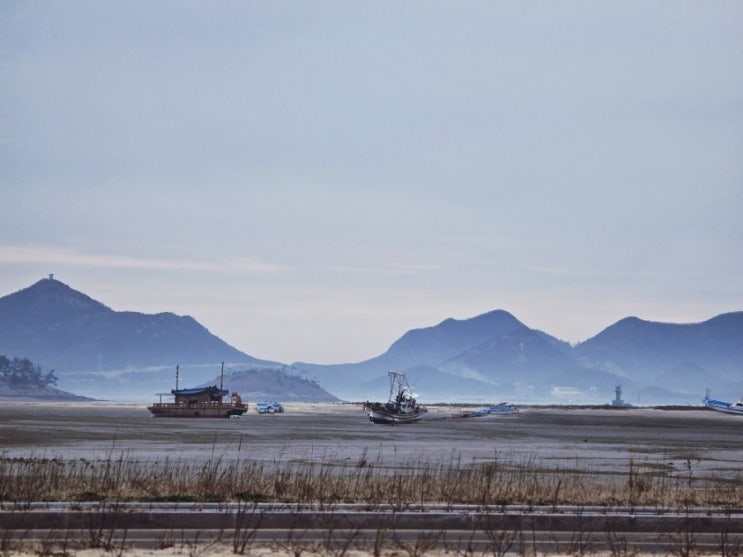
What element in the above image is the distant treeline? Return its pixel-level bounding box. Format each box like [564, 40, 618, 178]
[0, 355, 57, 388]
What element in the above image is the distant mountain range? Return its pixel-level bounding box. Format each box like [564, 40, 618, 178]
[0, 278, 333, 401]
[294, 310, 742, 405]
[1, 278, 741, 404]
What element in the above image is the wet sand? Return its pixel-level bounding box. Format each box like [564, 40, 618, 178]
[1, 402, 740, 480]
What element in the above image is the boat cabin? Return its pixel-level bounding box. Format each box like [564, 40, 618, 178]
[172, 385, 230, 407]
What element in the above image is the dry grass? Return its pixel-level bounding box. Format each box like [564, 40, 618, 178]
[1, 450, 741, 509]
[2, 451, 742, 556]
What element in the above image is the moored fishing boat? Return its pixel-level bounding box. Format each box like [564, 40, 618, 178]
[147, 364, 248, 418]
[365, 371, 427, 425]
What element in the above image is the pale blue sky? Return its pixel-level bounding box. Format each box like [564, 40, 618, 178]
[2, 1, 742, 364]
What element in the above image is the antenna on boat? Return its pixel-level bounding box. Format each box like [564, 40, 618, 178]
[175, 365, 179, 390]
[220, 362, 224, 390]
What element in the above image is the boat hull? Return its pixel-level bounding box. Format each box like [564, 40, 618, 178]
[147, 403, 248, 418]
[367, 405, 427, 425]
[704, 399, 743, 416]
[488, 404, 518, 415]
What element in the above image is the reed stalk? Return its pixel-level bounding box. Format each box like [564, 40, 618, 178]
[0, 453, 740, 508]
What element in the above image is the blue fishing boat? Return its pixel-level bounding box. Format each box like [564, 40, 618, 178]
[488, 402, 518, 414]
[703, 390, 743, 416]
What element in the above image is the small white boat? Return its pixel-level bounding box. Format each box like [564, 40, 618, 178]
[703, 390, 743, 416]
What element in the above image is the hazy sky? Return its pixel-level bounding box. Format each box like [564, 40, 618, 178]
[2, 2, 742, 365]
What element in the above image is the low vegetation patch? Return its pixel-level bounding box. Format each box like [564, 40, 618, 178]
[1, 452, 741, 508]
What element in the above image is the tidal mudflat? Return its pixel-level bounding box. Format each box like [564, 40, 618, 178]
[0, 401, 740, 480]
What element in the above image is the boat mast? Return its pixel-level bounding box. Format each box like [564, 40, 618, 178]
[220, 362, 224, 390]
[388, 371, 406, 402]
[175, 365, 179, 390]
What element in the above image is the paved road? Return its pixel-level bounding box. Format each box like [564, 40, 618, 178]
[3, 503, 742, 553]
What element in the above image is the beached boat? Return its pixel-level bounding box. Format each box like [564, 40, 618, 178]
[365, 371, 427, 425]
[488, 402, 518, 415]
[703, 390, 743, 416]
[452, 403, 518, 419]
[452, 407, 490, 419]
[147, 365, 248, 418]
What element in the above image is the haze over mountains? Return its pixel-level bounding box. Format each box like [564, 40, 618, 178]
[1, 278, 741, 404]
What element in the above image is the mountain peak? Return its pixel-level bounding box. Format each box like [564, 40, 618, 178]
[0, 277, 111, 323]
[383, 308, 529, 368]
[0, 278, 265, 383]
[433, 309, 525, 336]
